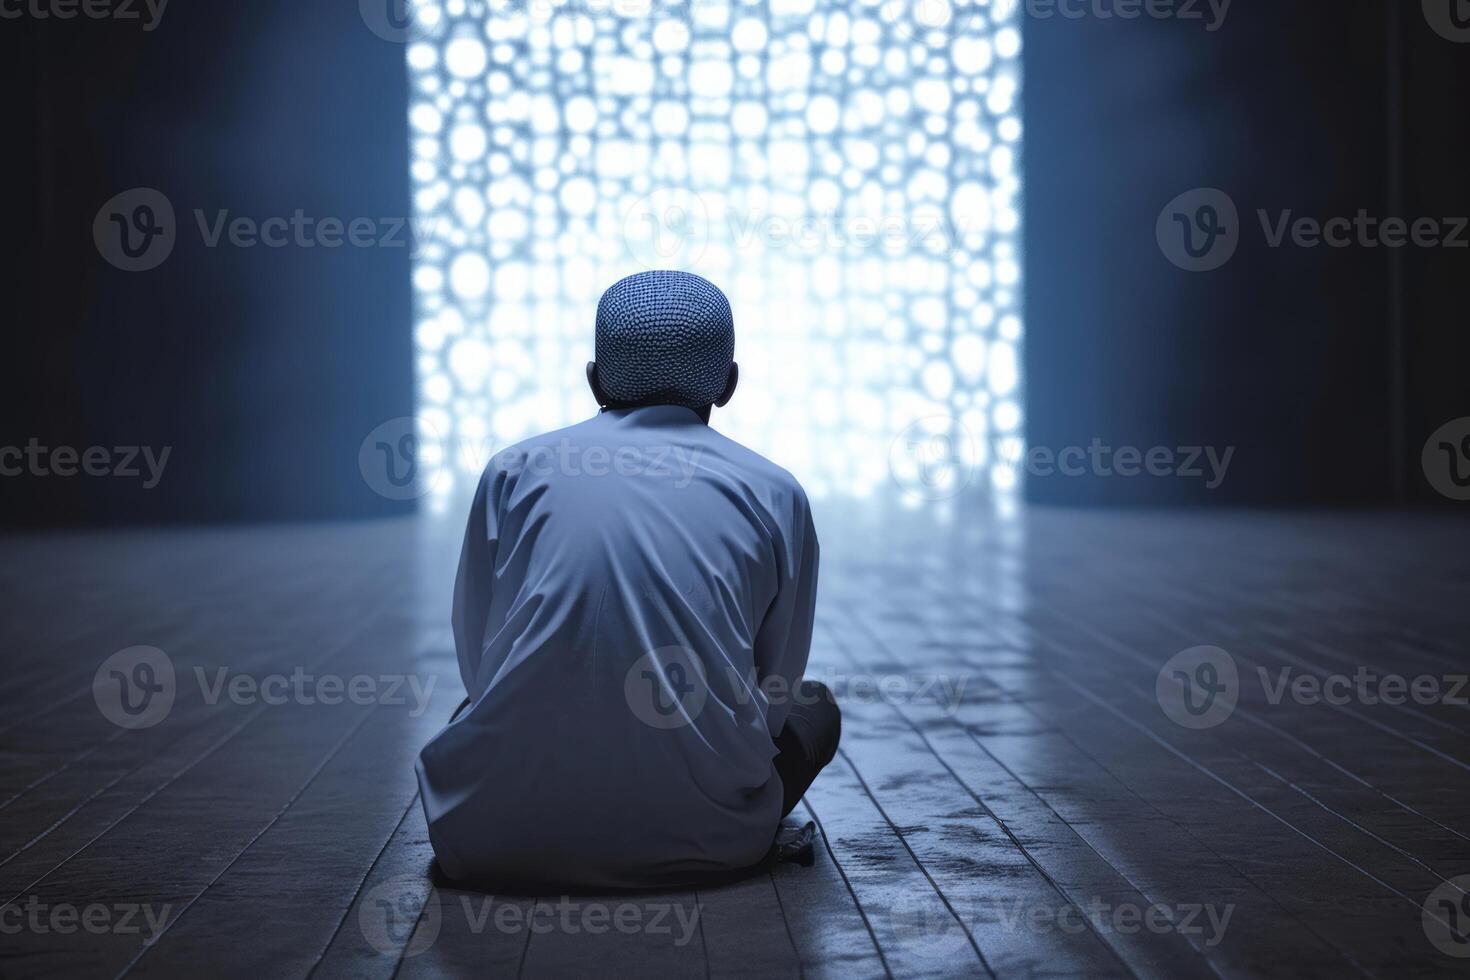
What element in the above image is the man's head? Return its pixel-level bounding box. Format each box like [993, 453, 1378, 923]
[586, 270, 738, 422]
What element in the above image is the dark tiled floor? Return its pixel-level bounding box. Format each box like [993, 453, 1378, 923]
[2, 505, 1468, 978]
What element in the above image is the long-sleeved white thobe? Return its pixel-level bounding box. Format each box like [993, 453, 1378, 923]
[415, 404, 818, 889]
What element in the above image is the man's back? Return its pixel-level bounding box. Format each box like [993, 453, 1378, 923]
[416, 404, 818, 889]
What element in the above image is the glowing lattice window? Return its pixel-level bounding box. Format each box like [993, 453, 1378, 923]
[406, 0, 1022, 507]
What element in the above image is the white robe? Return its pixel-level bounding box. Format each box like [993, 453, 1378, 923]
[416, 404, 819, 889]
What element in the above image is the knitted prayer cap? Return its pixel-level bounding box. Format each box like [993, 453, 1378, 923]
[594, 271, 734, 409]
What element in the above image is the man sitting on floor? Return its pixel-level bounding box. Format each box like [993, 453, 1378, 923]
[416, 270, 840, 890]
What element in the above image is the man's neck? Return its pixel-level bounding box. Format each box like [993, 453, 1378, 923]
[601, 402, 712, 424]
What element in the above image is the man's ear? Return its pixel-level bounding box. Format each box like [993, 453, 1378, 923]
[714, 361, 739, 407]
[586, 361, 609, 406]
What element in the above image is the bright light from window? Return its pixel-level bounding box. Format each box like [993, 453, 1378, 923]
[407, 0, 1022, 507]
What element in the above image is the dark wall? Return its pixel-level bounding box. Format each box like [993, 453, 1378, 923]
[1024, 1, 1470, 506]
[7, 2, 1462, 519]
[1401, 3, 1470, 505]
[1, 1, 414, 525]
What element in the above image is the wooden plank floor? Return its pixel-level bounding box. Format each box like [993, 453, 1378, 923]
[2, 505, 1468, 978]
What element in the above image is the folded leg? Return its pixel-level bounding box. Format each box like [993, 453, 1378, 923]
[773, 680, 842, 817]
